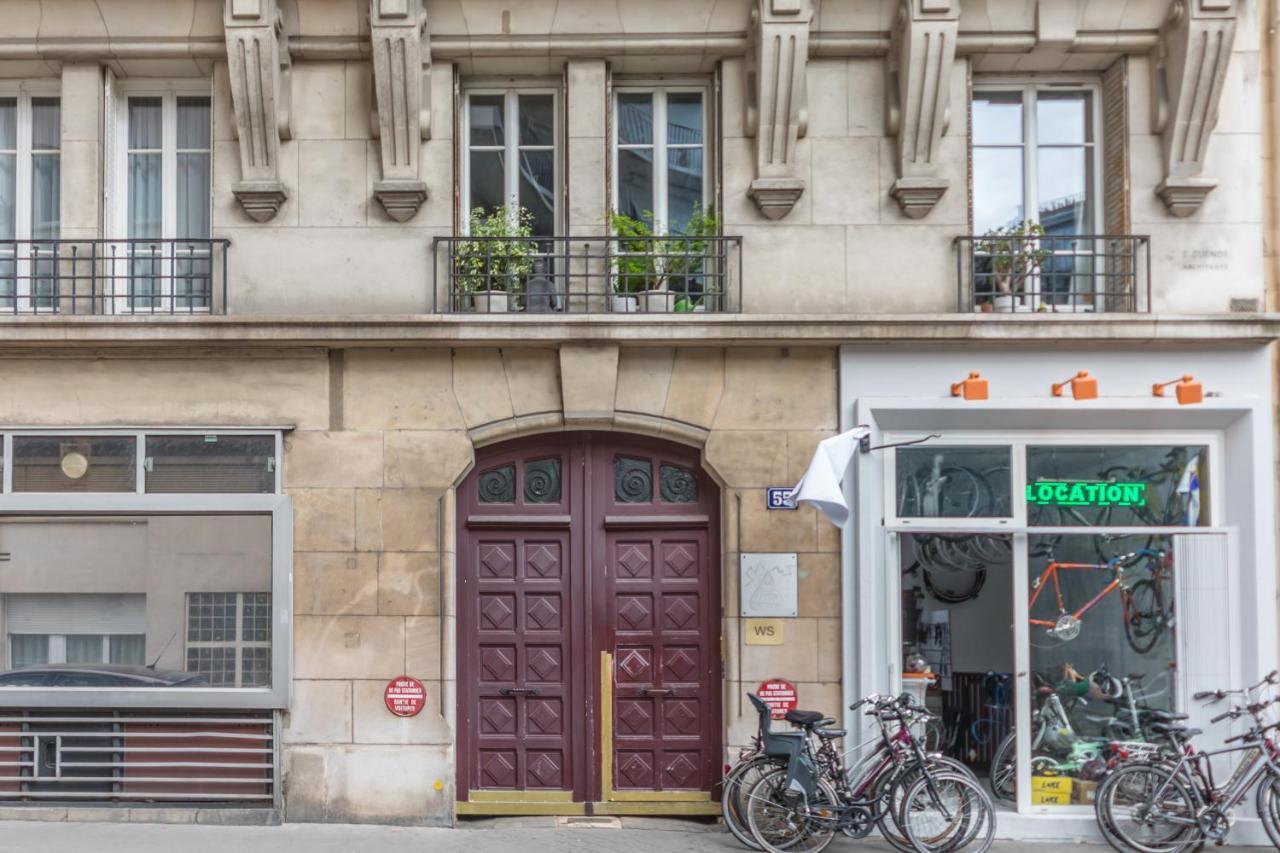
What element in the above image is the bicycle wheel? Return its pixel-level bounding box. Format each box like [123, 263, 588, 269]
[743, 766, 839, 853]
[1124, 579, 1166, 655]
[899, 771, 995, 853]
[936, 467, 989, 519]
[1255, 771, 1280, 850]
[878, 757, 980, 853]
[1096, 762, 1202, 853]
[988, 732, 1016, 803]
[722, 755, 783, 851]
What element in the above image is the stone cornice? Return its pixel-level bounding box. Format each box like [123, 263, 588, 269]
[0, 315, 1274, 349]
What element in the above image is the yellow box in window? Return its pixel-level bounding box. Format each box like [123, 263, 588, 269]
[1030, 775, 1073, 805]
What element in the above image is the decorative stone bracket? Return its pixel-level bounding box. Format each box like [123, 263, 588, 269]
[370, 0, 431, 222]
[224, 0, 292, 222]
[744, 0, 813, 220]
[885, 0, 959, 219]
[1150, 0, 1238, 217]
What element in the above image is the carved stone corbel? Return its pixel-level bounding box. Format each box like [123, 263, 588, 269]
[744, 0, 812, 220]
[370, 0, 431, 222]
[884, 0, 959, 219]
[223, 0, 292, 222]
[1150, 0, 1238, 217]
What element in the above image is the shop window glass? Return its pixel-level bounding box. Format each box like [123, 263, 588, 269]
[11, 435, 136, 492]
[1027, 445, 1208, 529]
[1023, 533, 1177, 808]
[0, 515, 272, 689]
[899, 533, 1016, 802]
[895, 446, 1011, 518]
[144, 434, 275, 494]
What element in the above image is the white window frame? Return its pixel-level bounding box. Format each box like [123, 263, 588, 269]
[461, 86, 561, 234]
[881, 428, 1227, 817]
[0, 82, 61, 314]
[184, 592, 272, 689]
[0, 427, 291, 710]
[108, 81, 213, 314]
[971, 78, 1105, 310]
[611, 83, 710, 233]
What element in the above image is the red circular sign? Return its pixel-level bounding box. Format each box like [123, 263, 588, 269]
[384, 676, 426, 717]
[757, 679, 798, 720]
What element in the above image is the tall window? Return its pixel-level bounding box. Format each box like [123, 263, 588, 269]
[117, 91, 211, 311]
[613, 88, 706, 232]
[0, 91, 59, 312]
[464, 90, 557, 236]
[972, 84, 1100, 307]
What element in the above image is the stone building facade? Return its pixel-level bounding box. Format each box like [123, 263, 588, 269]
[0, 0, 1275, 839]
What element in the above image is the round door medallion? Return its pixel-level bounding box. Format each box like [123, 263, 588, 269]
[60, 451, 89, 480]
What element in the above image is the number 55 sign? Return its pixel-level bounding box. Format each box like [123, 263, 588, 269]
[766, 487, 797, 510]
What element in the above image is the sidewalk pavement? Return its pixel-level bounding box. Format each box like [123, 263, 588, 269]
[0, 818, 1264, 852]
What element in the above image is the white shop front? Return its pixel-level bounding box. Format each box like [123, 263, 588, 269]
[839, 343, 1277, 842]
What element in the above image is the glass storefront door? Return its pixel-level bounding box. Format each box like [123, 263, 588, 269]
[889, 437, 1226, 813]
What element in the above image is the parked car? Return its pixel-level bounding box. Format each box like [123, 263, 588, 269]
[0, 664, 207, 688]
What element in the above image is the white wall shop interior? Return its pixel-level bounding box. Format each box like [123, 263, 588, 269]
[840, 344, 1278, 843]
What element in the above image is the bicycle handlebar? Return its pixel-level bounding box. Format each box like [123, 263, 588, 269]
[1211, 708, 1237, 724]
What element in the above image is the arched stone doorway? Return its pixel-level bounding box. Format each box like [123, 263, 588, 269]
[455, 432, 721, 815]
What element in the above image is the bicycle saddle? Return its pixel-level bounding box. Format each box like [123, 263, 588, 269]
[815, 727, 847, 740]
[1144, 710, 1189, 722]
[784, 709, 831, 727]
[1150, 723, 1201, 738]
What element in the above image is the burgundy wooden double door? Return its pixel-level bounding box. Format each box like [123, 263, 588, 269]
[457, 433, 721, 806]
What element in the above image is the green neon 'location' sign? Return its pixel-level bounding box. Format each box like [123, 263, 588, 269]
[1026, 480, 1147, 508]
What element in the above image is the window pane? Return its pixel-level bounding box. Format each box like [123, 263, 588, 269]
[478, 464, 515, 503]
[1027, 446, 1208, 529]
[1025, 533, 1176, 807]
[128, 152, 162, 238]
[617, 148, 653, 221]
[469, 95, 505, 146]
[617, 93, 652, 145]
[1037, 147, 1091, 235]
[896, 446, 1012, 518]
[12, 436, 136, 492]
[667, 147, 703, 232]
[176, 152, 211, 238]
[518, 94, 554, 147]
[0, 98, 15, 149]
[31, 152, 59, 240]
[899, 533, 1015, 800]
[659, 464, 698, 503]
[1037, 91, 1091, 145]
[176, 96, 210, 149]
[0, 515, 272, 690]
[0, 152, 14, 240]
[30, 98, 59, 150]
[972, 148, 1024, 232]
[615, 457, 652, 503]
[667, 93, 703, 146]
[972, 92, 1022, 145]
[145, 434, 275, 493]
[523, 458, 562, 504]
[518, 149, 555, 237]
[9, 635, 48, 668]
[128, 97, 162, 149]
[109, 634, 146, 665]
[65, 635, 106, 664]
[468, 149, 506, 216]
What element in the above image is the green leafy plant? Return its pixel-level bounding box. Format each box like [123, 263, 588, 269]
[454, 205, 536, 295]
[975, 221, 1050, 296]
[609, 205, 722, 299]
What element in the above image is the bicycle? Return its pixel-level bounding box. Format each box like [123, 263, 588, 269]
[1027, 548, 1169, 652]
[1095, 670, 1280, 852]
[740, 693, 994, 853]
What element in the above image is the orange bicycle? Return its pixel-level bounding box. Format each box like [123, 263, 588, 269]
[1029, 548, 1170, 652]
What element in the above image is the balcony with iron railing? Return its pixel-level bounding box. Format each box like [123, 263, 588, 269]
[954, 234, 1150, 314]
[0, 239, 229, 315]
[431, 235, 742, 314]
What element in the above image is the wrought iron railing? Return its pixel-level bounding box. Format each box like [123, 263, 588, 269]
[432, 235, 742, 314]
[0, 710, 275, 804]
[954, 234, 1150, 314]
[0, 239, 230, 315]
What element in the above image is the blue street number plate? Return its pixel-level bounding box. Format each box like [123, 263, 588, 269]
[766, 487, 798, 510]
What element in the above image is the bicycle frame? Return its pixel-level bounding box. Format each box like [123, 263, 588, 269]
[1146, 736, 1280, 828]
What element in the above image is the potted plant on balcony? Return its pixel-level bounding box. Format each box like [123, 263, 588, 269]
[611, 206, 721, 313]
[610, 210, 660, 313]
[974, 221, 1050, 313]
[455, 205, 536, 313]
[666, 205, 721, 312]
